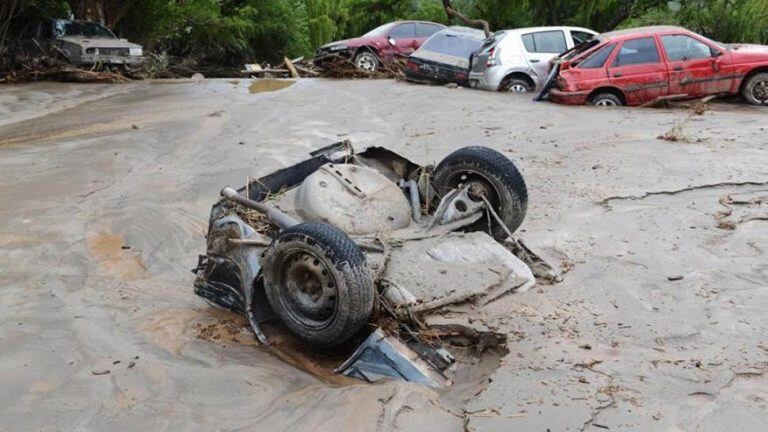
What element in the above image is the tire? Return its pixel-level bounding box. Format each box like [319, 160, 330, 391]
[590, 92, 623, 106]
[742, 72, 768, 106]
[432, 146, 528, 240]
[261, 222, 374, 347]
[354, 51, 379, 73]
[500, 77, 534, 93]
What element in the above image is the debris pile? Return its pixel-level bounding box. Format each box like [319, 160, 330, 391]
[241, 55, 406, 80]
[2, 52, 128, 83]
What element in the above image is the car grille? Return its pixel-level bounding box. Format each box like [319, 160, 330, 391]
[99, 48, 129, 56]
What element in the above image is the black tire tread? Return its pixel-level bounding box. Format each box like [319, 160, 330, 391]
[590, 92, 623, 106]
[742, 72, 768, 106]
[432, 146, 528, 239]
[262, 222, 373, 347]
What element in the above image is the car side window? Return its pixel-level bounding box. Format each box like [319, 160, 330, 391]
[390, 23, 416, 39]
[418, 23, 442, 38]
[522, 30, 567, 53]
[578, 43, 616, 69]
[661, 35, 713, 61]
[613, 37, 660, 67]
[571, 31, 594, 45]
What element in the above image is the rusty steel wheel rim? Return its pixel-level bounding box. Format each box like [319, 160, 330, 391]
[444, 169, 502, 210]
[276, 246, 338, 329]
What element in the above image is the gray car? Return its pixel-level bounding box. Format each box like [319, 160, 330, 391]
[469, 26, 597, 93]
[22, 19, 144, 71]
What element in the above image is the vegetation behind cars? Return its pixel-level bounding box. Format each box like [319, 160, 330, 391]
[2, 0, 767, 75]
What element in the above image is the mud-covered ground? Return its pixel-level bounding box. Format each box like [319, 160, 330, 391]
[1, 79, 767, 431]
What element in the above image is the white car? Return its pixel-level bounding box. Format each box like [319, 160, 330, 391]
[469, 26, 597, 92]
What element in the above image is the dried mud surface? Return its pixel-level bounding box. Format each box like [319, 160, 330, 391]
[1, 79, 767, 431]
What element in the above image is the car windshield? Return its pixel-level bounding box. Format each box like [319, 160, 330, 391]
[698, 33, 728, 51]
[54, 21, 116, 38]
[363, 23, 397, 37]
[479, 30, 507, 50]
[422, 33, 483, 57]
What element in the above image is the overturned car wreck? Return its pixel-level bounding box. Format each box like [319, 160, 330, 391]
[193, 141, 544, 386]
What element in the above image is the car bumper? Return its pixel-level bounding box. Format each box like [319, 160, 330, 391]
[73, 55, 145, 67]
[469, 67, 542, 92]
[313, 49, 354, 63]
[548, 88, 590, 105]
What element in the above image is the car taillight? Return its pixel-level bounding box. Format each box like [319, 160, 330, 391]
[406, 60, 419, 71]
[556, 76, 567, 90]
[486, 47, 496, 66]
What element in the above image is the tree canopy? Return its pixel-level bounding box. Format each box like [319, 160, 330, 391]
[3, 0, 768, 67]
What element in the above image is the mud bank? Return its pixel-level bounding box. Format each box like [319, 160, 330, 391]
[1, 79, 767, 431]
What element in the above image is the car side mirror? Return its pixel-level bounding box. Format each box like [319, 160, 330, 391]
[388, 37, 396, 46]
[711, 48, 723, 57]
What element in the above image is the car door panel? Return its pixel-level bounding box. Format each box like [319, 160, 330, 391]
[661, 34, 735, 97]
[607, 37, 669, 104]
[521, 30, 568, 81]
[387, 23, 419, 57]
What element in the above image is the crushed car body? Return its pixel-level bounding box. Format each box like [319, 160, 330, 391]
[405, 26, 486, 86]
[546, 25, 768, 106]
[193, 141, 542, 386]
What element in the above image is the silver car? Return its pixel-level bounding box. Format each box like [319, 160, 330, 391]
[469, 26, 597, 92]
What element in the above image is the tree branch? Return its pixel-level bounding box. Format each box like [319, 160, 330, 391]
[442, 0, 491, 38]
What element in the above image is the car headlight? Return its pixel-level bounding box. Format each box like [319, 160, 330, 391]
[129, 48, 143, 56]
[328, 45, 347, 51]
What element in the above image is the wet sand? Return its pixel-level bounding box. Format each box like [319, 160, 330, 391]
[1, 78, 767, 431]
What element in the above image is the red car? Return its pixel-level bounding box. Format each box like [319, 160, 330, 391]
[313, 21, 445, 73]
[548, 26, 768, 106]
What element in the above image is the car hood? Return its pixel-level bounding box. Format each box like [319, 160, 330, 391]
[728, 43, 768, 64]
[729, 43, 768, 53]
[58, 36, 142, 49]
[319, 37, 372, 49]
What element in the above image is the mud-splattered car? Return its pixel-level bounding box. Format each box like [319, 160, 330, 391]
[193, 142, 547, 386]
[313, 21, 445, 73]
[21, 19, 144, 71]
[547, 26, 768, 106]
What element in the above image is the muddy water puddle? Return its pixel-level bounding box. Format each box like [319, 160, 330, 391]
[248, 79, 295, 94]
[87, 233, 146, 281]
[193, 310, 509, 393]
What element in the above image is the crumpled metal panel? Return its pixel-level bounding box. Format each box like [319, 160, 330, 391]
[335, 329, 452, 388]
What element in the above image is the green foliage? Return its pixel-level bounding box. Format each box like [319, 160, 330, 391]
[5, 0, 768, 67]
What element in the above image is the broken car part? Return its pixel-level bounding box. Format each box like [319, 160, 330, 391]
[195, 141, 534, 385]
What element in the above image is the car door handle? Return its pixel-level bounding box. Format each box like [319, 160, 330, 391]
[530, 59, 540, 63]
[673, 66, 683, 71]
[614, 72, 622, 77]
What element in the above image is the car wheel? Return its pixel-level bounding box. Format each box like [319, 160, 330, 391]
[432, 146, 528, 240]
[261, 222, 374, 347]
[500, 78, 533, 93]
[354, 51, 379, 73]
[590, 93, 623, 106]
[742, 72, 768, 106]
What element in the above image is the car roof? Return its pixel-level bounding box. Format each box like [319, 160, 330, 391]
[389, 20, 446, 26]
[504, 26, 598, 35]
[436, 26, 487, 39]
[599, 26, 689, 40]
